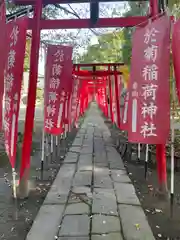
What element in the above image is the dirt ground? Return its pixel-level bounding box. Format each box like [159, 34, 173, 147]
[106, 119, 180, 240]
[0, 120, 81, 240]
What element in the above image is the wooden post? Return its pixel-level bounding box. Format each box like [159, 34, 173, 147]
[18, 0, 43, 198]
[114, 66, 121, 128]
[156, 144, 168, 194]
[108, 66, 114, 122]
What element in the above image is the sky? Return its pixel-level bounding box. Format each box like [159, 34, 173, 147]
[38, 1, 127, 75]
[38, 35, 99, 75]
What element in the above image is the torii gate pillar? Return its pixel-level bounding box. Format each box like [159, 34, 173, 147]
[18, 0, 43, 198]
[150, 0, 168, 195]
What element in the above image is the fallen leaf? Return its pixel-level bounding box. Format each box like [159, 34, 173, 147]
[134, 223, 140, 230]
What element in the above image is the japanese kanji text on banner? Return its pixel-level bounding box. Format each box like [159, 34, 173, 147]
[44, 44, 73, 134]
[172, 19, 180, 103]
[128, 16, 171, 144]
[4, 18, 28, 167]
[69, 76, 81, 128]
[0, 0, 6, 129]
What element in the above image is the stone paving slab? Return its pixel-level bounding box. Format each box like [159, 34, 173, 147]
[64, 203, 89, 215]
[114, 183, 140, 205]
[59, 215, 90, 236]
[94, 162, 108, 168]
[77, 162, 93, 171]
[111, 172, 131, 183]
[94, 152, 107, 159]
[92, 188, 118, 216]
[94, 173, 113, 189]
[68, 147, 81, 153]
[72, 138, 84, 146]
[72, 186, 91, 195]
[92, 215, 121, 234]
[44, 164, 76, 204]
[64, 152, 79, 163]
[69, 187, 92, 205]
[44, 192, 68, 205]
[73, 171, 92, 186]
[118, 204, 155, 240]
[92, 233, 123, 240]
[78, 155, 93, 171]
[59, 237, 89, 240]
[94, 167, 109, 175]
[26, 205, 65, 240]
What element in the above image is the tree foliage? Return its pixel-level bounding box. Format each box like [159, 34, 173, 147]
[78, 31, 124, 64]
[168, 0, 180, 18]
[24, 38, 31, 71]
[121, 2, 149, 66]
[5, 1, 126, 58]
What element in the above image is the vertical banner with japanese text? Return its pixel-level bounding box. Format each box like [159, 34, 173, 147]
[128, 16, 170, 144]
[0, 0, 5, 21]
[0, 0, 6, 129]
[111, 76, 117, 124]
[44, 44, 73, 134]
[4, 18, 28, 167]
[69, 76, 81, 127]
[172, 19, 180, 103]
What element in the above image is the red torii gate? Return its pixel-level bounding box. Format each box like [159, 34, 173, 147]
[14, 0, 163, 193]
[73, 64, 123, 123]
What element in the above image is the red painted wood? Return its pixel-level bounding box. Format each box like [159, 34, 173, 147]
[20, 0, 43, 179]
[27, 16, 149, 30]
[14, 0, 148, 5]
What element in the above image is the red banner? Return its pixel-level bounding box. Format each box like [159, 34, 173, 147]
[79, 80, 88, 115]
[0, 0, 6, 129]
[111, 76, 117, 124]
[44, 44, 73, 134]
[4, 18, 27, 167]
[128, 16, 170, 144]
[172, 19, 180, 103]
[0, 0, 5, 21]
[69, 76, 81, 128]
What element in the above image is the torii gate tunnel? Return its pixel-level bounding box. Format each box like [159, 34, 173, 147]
[15, 0, 162, 181]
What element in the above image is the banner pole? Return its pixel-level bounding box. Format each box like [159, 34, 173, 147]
[41, 128, 45, 172]
[137, 143, 141, 162]
[56, 135, 58, 145]
[145, 144, 149, 179]
[12, 168, 17, 199]
[45, 134, 49, 161]
[170, 73, 176, 217]
[50, 134, 53, 162]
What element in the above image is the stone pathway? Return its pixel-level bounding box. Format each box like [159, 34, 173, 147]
[26, 103, 155, 240]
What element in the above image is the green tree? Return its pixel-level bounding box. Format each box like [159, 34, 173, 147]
[24, 38, 31, 72]
[168, 0, 180, 18]
[122, 2, 149, 66]
[78, 31, 124, 64]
